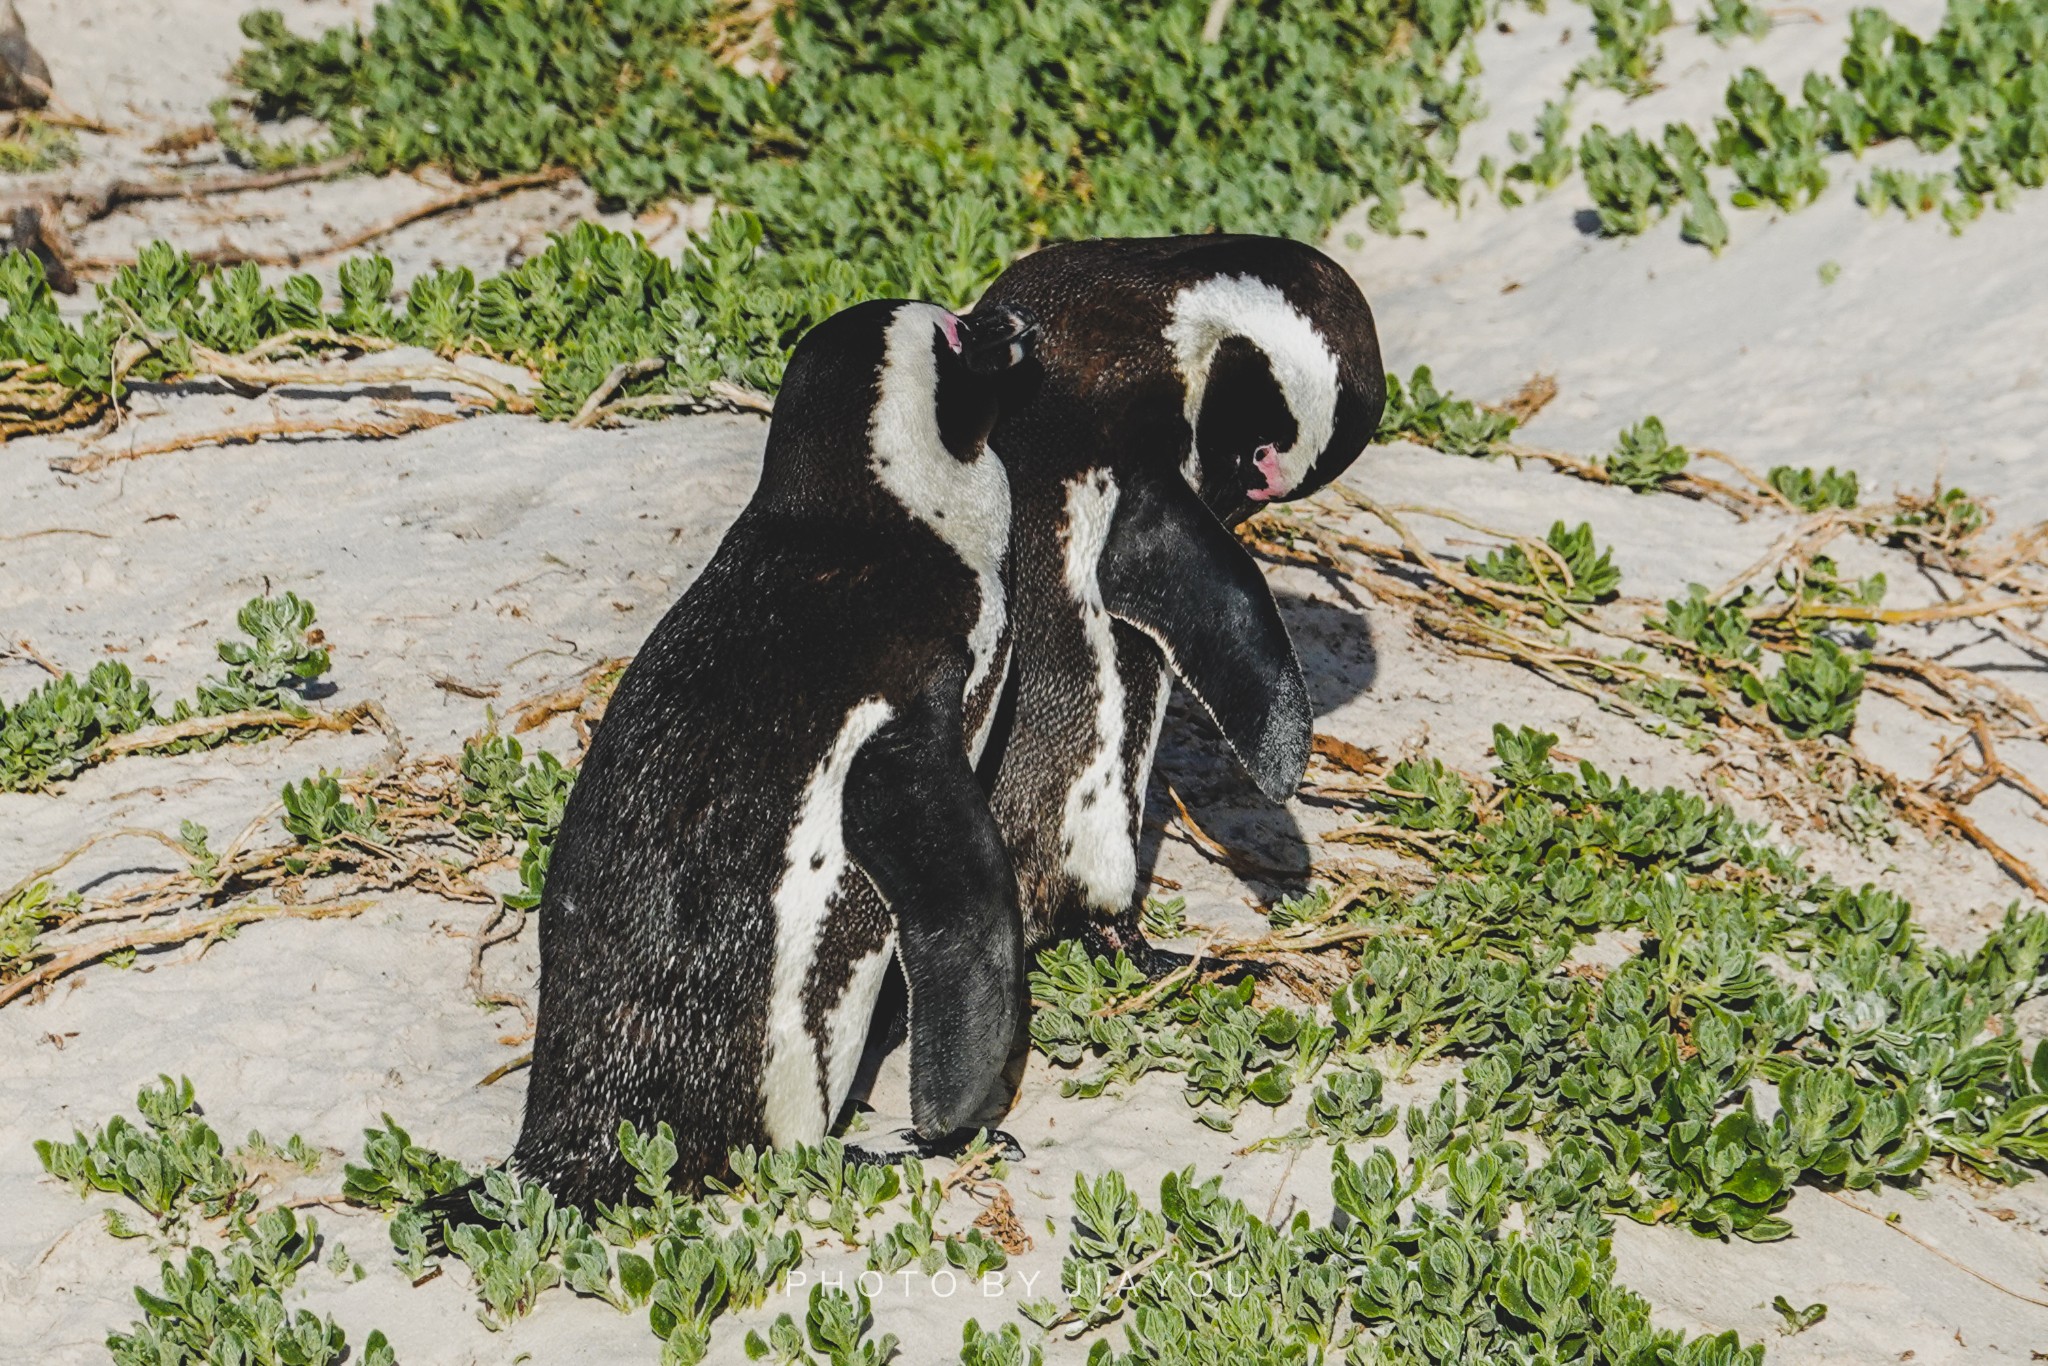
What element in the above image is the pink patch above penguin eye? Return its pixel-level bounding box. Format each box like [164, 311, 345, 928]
[937, 313, 963, 354]
[1247, 444, 1289, 502]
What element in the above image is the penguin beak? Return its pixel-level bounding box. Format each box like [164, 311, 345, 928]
[957, 306, 1037, 375]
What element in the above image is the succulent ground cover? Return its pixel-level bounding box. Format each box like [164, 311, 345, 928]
[4, 0, 1491, 441]
[21, 448, 2048, 1359]
[0, 591, 351, 794]
[35, 709, 2047, 1361]
[1506, 0, 2048, 244]
[7, 0, 2045, 451]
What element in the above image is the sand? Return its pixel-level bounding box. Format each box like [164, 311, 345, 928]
[4, 1, 2048, 1362]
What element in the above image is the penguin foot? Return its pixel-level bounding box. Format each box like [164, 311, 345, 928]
[1080, 910, 1192, 981]
[845, 1127, 1025, 1168]
[1081, 912, 1268, 984]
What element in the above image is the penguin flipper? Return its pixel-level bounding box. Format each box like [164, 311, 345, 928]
[844, 660, 1024, 1141]
[1098, 467, 1312, 803]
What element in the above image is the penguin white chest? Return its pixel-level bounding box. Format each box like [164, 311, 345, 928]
[1058, 471, 1139, 910]
[759, 699, 894, 1145]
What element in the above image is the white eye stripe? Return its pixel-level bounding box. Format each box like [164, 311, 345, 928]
[1165, 274, 1340, 493]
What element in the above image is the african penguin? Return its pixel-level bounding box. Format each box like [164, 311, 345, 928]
[505, 299, 1036, 1209]
[974, 236, 1384, 974]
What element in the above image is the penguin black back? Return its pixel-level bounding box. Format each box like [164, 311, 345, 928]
[511, 300, 1034, 1208]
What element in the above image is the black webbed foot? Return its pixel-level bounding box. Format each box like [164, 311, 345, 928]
[1080, 907, 1193, 980]
[1080, 908, 1273, 985]
[845, 1127, 1025, 1168]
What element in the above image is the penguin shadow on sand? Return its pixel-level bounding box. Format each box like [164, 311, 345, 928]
[837, 588, 1376, 1144]
[1138, 588, 1379, 907]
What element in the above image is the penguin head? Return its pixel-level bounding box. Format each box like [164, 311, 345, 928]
[924, 304, 1040, 461]
[1167, 267, 1385, 523]
[863, 300, 1036, 475]
[761, 301, 1036, 555]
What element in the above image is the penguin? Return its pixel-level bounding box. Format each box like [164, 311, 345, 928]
[503, 299, 1036, 1210]
[973, 236, 1385, 974]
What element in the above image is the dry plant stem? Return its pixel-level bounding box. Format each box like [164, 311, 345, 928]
[1898, 784, 2048, 903]
[1165, 784, 1238, 866]
[1495, 441, 1766, 512]
[1709, 511, 1852, 602]
[510, 657, 632, 733]
[0, 900, 374, 1008]
[1, 826, 192, 908]
[73, 167, 574, 273]
[432, 675, 500, 700]
[477, 1051, 533, 1088]
[0, 155, 361, 222]
[1493, 373, 1558, 423]
[580, 380, 775, 425]
[467, 903, 527, 999]
[1201, 0, 1235, 42]
[1163, 783, 1307, 879]
[1220, 921, 1417, 959]
[55, 408, 463, 473]
[13, 637, 64, 676]
[1753, 594, 2048, 627]
[1871, 653, 2046, 737]
[1315, 488, 1578, 615]
[279, 1193, 354, 1211]
[1263, 1142, 1304, 1224]
[1322, 823, 1456, 853]
[1099, 947, 1208, 1019]
[1957, 722, 2048, 812]
[239, 328, 400, 363]
[185, 343, 531, 412]
[1497, 441, 1609, 483]
[569, 357, 668, 428]
[99, 700, 395, 758]
[1693, 446, 1796, 507]
[941, 1148, 1010, 1197]
[1297, 508, 1487, 610]
[1821, 1190, 2048, 1310]
[23, 102, 118, 135]
[1388, 502, 1579, 590]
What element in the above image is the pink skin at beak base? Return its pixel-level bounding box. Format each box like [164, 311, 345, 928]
[1247, 443, 1290, 502]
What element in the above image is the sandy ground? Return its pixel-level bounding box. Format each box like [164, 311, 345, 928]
[5, 1, 2048, 1362]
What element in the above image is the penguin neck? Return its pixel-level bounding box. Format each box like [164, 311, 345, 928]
[867, 308, 1011, 584]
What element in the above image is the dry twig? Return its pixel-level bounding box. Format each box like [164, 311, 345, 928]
[97, 700, 394, 759]
[510, 657, 631, 735]
[0, 901, 374, 1008]
[73, 167, 573, 273]
[54, 408, 463, 474]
